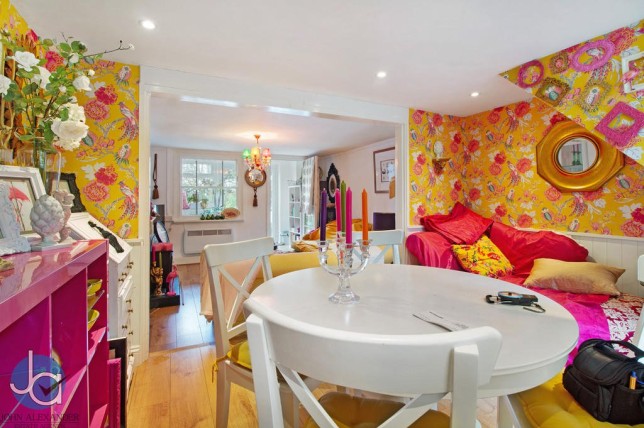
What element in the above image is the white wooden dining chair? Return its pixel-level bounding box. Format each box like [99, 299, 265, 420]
[497, 254, 644, 428]
[245, 298, 503, 428]
[365, 229, 404, 264]
[204, 237, 304, 428]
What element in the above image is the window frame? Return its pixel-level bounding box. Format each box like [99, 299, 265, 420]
[176, 153, 242, 221]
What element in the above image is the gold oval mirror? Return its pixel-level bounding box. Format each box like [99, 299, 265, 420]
[536, 121, 624, 192]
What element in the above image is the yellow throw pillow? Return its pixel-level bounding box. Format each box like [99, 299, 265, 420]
[524, 258, 624, 296]
[452, 235, 513, 278]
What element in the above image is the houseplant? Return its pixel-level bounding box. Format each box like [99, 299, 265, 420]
[0, 31, 132, 187]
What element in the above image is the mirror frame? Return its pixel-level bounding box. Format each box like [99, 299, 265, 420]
[244, 169, 267, 188]
[536, 121, 624, 192]
[326, 163, 339, 203]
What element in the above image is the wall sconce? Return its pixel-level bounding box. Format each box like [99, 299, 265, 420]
[432, 141, 449, 175]
[432, 158, 450, 175]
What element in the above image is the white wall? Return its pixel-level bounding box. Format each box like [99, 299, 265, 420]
[320, 138, 396, 225]
[151, 145, 270, 263]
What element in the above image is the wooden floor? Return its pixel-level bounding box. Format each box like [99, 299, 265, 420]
[128, 282, 499, 427]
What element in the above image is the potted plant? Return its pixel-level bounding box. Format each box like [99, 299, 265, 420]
[200, 197, 209, 209]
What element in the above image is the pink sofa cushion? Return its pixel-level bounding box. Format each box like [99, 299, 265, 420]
[488, 222, 589, 276]
[406, 231, 462, 271]
[420, 202, 493, 245]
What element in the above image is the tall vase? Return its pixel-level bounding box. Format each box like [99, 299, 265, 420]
[32, 142, 48, 190]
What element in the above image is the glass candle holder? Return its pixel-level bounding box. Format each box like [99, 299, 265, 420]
[318, 232, 371, 304]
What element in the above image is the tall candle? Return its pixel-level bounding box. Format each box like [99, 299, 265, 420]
[362, 189, 368, 241]
[320, 189, 327, 241]
[346, 187, 353, 244]
[335, 189, 342, 233]
[340, 181, 347, 233]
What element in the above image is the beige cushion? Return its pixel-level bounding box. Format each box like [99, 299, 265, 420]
[524, 258, 625, 296]
[303, 392, 450, 428]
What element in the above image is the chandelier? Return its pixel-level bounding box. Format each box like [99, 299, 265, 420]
[242, 134, 271, 171]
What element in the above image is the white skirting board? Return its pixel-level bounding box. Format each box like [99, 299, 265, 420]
[568, 232, 644, 297]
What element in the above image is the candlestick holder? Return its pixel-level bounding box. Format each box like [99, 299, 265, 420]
[318, 232, 371, 304]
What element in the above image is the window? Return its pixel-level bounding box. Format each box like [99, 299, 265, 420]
[180, 158, 238, 217]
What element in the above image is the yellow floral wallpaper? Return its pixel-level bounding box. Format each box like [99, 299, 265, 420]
[502, 19, 644, 166]
[1, 1, 140, 239]
[63, 61, 140, 239]
[409, 99, 644, 237]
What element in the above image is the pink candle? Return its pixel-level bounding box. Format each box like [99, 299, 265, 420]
[346, 188, 352, 244]
[320, 189, 327, 242]
[335, 189, 342, 233]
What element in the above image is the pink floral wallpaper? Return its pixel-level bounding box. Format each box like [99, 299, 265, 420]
[409, 99, 644, 237]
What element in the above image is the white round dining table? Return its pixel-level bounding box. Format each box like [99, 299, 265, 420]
[247, 264, 579, 397]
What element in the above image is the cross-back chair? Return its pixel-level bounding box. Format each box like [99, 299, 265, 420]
[367, 229, 404, 264]
[205, 237, 307, 428]
[245, 297, 503, 428]
[497, 254, 644, 427]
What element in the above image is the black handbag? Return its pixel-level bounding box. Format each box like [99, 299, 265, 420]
[563, 338, 644, 424]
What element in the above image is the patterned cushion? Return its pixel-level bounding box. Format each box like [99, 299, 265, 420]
[452, 235, 513, 278]
[303, 392, 450, 428]
[515, 373, 644, 428]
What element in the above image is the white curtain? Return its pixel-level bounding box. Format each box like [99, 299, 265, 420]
[301, 156, 319, 221]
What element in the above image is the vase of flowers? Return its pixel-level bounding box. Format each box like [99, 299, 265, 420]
[0, 30, 132, 189]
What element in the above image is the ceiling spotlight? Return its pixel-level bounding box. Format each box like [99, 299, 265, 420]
[376, 71, 387, 79]
[470, 91, 480, 97]
[140, 19, 156, 30]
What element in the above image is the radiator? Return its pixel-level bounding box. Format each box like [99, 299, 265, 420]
[183, 228, 233, 255]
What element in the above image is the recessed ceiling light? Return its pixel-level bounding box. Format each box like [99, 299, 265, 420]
[376, 71, 387, 79]
[470, 91, 480, 97]
[140, 19, 156, 30]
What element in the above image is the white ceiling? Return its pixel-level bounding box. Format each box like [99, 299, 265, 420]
[14, 0, 644, 156]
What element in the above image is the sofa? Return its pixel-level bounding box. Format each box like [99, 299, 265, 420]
[406, 202, 643, 360]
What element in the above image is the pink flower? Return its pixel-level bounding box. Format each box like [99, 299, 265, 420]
[411, 110, 424, 125]
[413, 163, 423, 176]
[450, 189, 459, 201]
[488, 163, 502, 176]
[468, 188, 481, 201]
[95, 165, 118, 186]
[453, 133, 462, 144]
[545, 186, 561, 202]
[416, 205, 426, 217]
[84, 99, 109, 121]
[517, 214, 533, 228]
[450, 141, 459, 154]
[45, 50, 64, 72]
[467, 139, 480, 153]
[582, 189, 603, 202]
[95, 85, 118, 105]
[516, 158, 532, 173]
[515, 101, 530, 118]
[621, 220, 644, 237]
[416, 153, 426, 165]
[83, 180, 109, 202]
[632, 207, 644, 224]
[494, 152, 506, 165]
[495, 205, 507, 217]
[454, 180, 463, 191]
[432, 113, 443, 127]
[487, 110, 500, 124]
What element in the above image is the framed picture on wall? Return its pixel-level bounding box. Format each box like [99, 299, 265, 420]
[373, 147, 395, 193]
[46, 172, 86, 213]
[622, 51, 644, 94]
[0, 165, 46, 234]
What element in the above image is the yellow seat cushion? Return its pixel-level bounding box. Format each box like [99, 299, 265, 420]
[227, 340, 252, 370]
[515, 373, 644, 428]
[303, 392, 450, 428]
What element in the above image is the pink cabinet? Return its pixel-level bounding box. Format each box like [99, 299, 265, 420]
[0, 240, 110, 427]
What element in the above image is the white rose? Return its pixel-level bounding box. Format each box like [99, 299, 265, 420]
[72, 75, 91, 91]
[12, 51, 39, 71]
[63, 103, 86, 122]
[51, 119, 88, 149]
[53, 137, 81, 151]
[33, 66, 51, 89]
[87, 69, 95, 76]
[68, 53, 79, 64]
[0, 75, 11, 96]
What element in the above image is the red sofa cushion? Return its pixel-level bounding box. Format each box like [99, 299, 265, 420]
[488, 222, 589, 276]
[420, 202, 493, 245]
[406, 231, 462, 271]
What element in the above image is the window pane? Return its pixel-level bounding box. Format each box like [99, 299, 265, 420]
[223, 161, 237, 188]
[180, 158, 239, 217]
